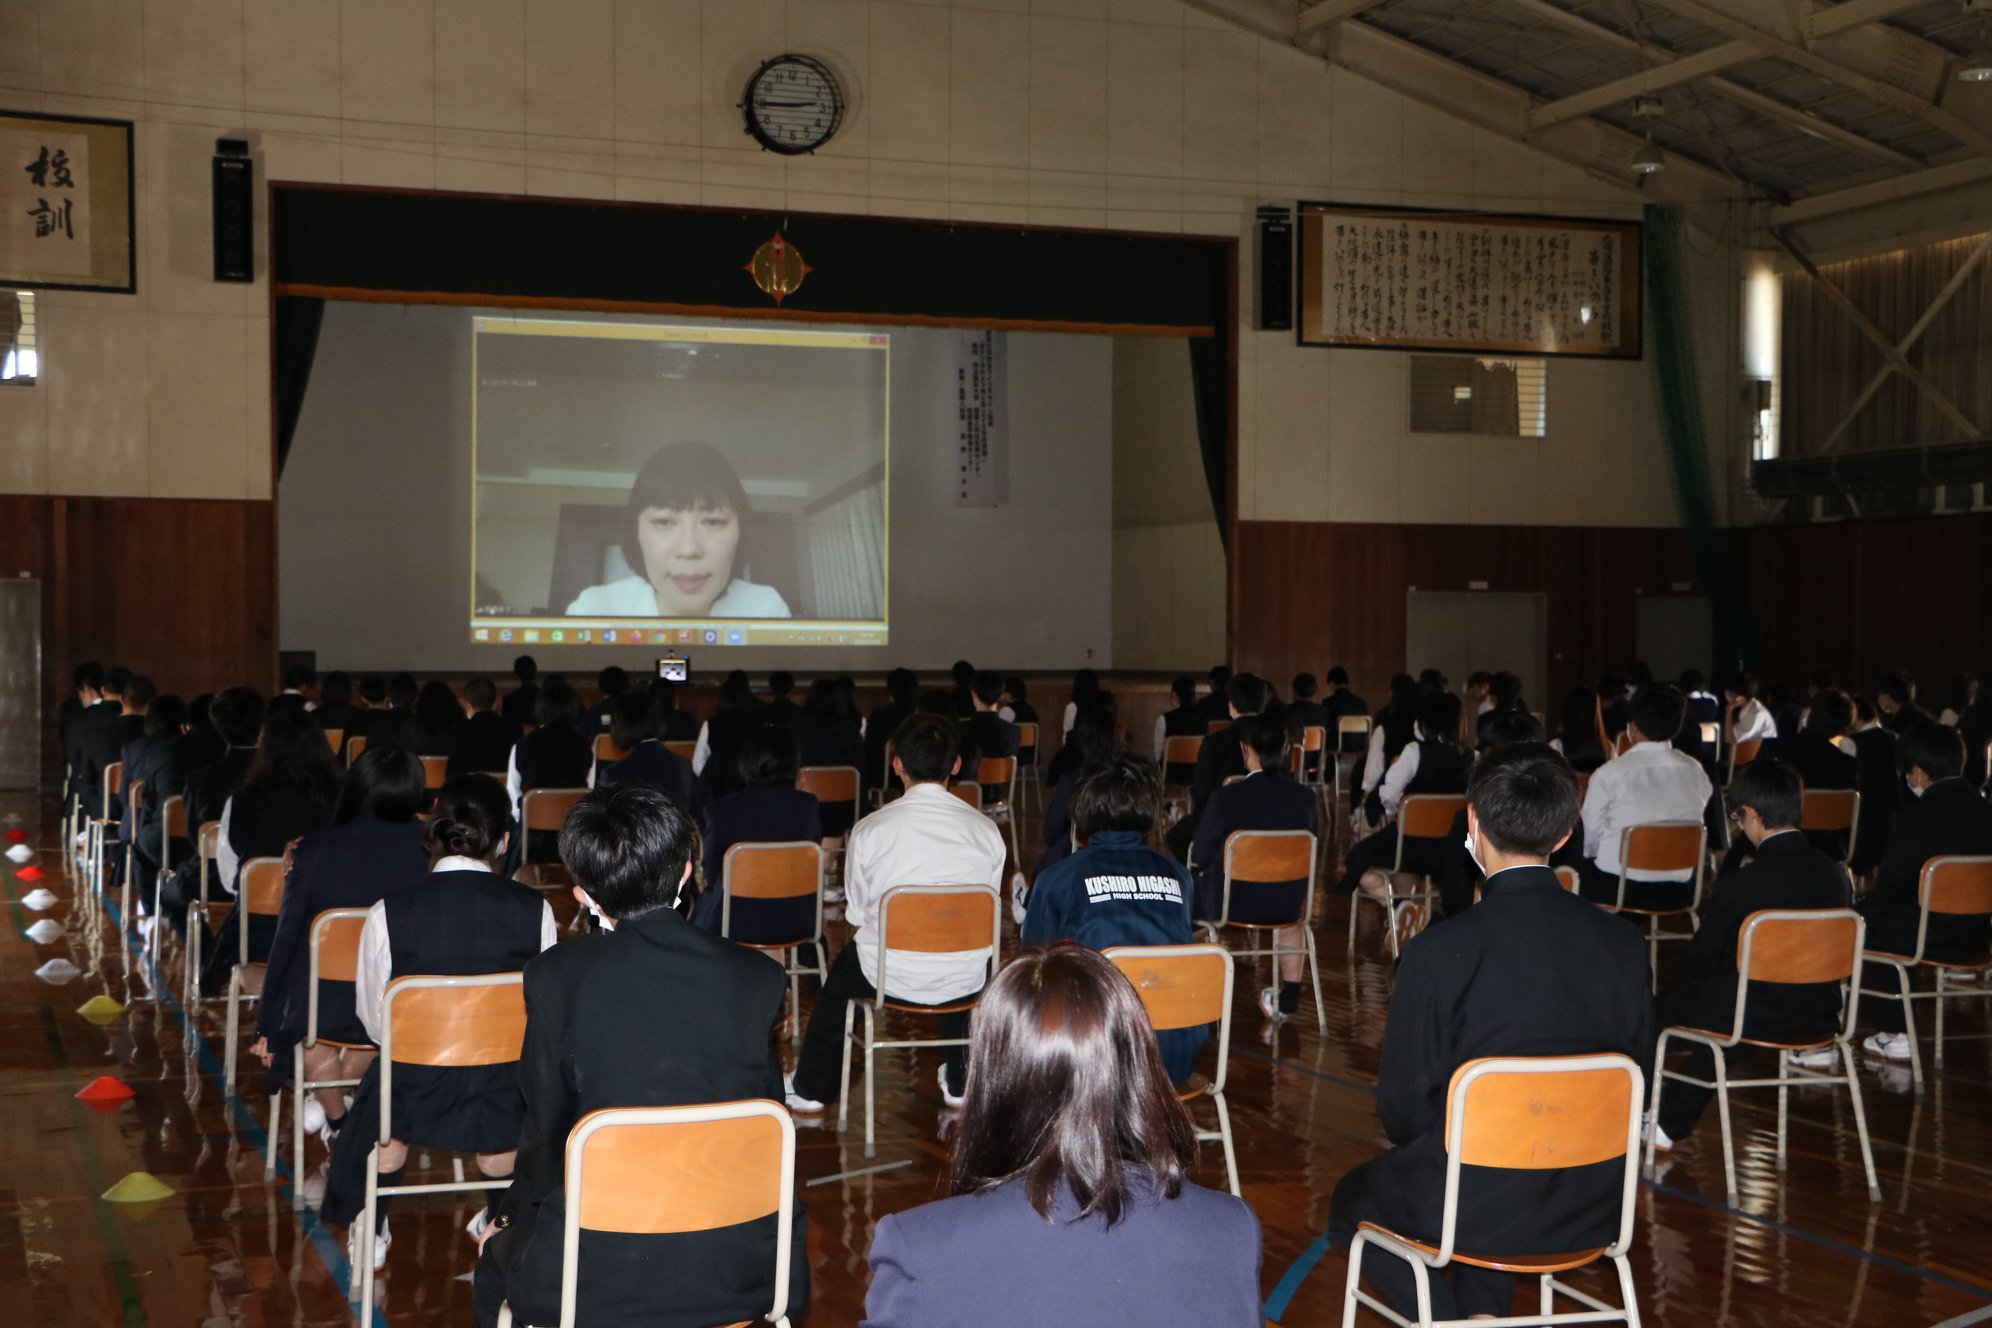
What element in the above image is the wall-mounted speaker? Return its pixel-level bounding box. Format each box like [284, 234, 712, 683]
[213, 139, 254, 283]
[1256, 204, 1293, 333]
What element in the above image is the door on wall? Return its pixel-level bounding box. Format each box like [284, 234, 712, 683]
[1405, 592, 1549, 716]
[0, 580, 39, 789]
[1635, 595, 1713, 686]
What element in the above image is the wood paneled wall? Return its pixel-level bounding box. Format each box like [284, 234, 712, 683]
[1229, 520, 1703, 707]
[2, 496, 277, 782]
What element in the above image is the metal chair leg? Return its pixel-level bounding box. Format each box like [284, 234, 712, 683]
[1713, 1047, 1738, 1206]
[1840, 1039, 1883, 1202]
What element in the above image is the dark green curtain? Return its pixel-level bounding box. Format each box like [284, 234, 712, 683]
[1187, 333, 1230, 548]
[1644, 204, 1754, 671]
[273, 294, 325, 475]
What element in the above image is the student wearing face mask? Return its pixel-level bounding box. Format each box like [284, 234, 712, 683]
[472, 783, 802, 1328]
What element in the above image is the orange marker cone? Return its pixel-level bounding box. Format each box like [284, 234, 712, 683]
[76, 1075, 135, 1103]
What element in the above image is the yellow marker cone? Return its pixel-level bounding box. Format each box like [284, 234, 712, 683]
[102, 1171, 174, 1203]
[76, 994, 126, 1024]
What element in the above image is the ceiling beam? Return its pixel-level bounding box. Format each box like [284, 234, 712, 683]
[1799, 0, 1931, 43]
[1525, 46, 1753, 130]
[1505, 0, 1920, 169]
[1648, 0, 1992, 161]
[1294, 0, 1376, 38]
[1767, 156, 1992, 224]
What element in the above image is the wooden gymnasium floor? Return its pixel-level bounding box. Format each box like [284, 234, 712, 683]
[5, 782, 1991, 1328]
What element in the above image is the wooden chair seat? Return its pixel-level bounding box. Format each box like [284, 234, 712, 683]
[1176, 1071, 1212, 1101]
[1357, 1223, 1605, 1275]
[882, 996, 980, 1017]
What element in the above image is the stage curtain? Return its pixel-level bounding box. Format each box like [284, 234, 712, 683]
[274, 295, 326, 474]
[1187, 333, 1229, 548]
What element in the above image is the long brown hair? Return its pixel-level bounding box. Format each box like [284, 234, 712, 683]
[949, 944, 1196, 1225]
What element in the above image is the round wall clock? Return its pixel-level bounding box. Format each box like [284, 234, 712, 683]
[741, 54, 845, 156]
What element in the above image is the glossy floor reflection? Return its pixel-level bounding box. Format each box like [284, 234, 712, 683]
[4, 787, 1989, 1327]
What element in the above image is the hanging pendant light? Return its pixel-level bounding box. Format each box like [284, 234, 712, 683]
[1631, 136, 1666, 175]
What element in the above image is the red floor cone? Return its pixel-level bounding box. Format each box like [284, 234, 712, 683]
[76, 1075, 136, 1104]
[16, 864, 45, 882]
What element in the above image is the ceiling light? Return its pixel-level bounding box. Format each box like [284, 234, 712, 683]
[1960, 42, 1992, 82]
[1631, 138, 1666, 175]
[1632, 94, 1665, 119]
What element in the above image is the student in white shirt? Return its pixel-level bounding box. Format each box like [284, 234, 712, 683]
[1724, 674, 1778, 745]
[786, 712, 1007, 1113]
[1578, 685, 1713, 912]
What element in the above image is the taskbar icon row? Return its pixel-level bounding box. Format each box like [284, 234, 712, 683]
[471, 622, 886, 648]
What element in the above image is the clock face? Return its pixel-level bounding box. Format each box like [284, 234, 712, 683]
[743, 55, 844, 156]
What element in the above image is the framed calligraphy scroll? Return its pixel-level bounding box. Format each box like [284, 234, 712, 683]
[1297, 202, 1640, 359]
[0, 111, 135, 294]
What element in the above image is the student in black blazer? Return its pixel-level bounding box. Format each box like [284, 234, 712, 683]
[999, 676, 1039, 728]
[158, 687, 265, 935]
[692, 726, 823, 943]
[964, 671, 1020, 805]
[862, 668, 920, 799]
[508, 676, 594, 868]
[697, 671, 768, 803]
[1848, 700, 1901, 876]
[118, 691, 182, 853]
[1331, 744, 1650, 1321]
[1194, 664, 1233, 726]
[1163, 673, 1266, 863]
[363, 672, 420, 747]
[499, 654, 540, 727]
[864, 944, 1260, 1328]
[1876, 671, 1935, 736]
[795, 678, 866, 836]
[311, 672, 366, 745]
[599, 691, 697, 813]
[1433, 711, 1544, 923]
[250, 747, 431, 1136]
[472, 784, 803, 1328]
[1323, 666, 1369, 753]
[447, 678, 525, 779]
[647, 678, 701, 743]
[763, 670, 803, 727]
[1650, 760, 1850, 1147]
[1155, 674, 1208, 784]
[1037, 700, 1121, 879]
[581, 665, 629, 735]
[1856, 723, 1992, 1062]
[1749, 688, 1858, 864]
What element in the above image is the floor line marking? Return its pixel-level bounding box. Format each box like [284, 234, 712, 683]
[1262, 1228, 1332, 1323]
[1930, 1303, 1992, 1328]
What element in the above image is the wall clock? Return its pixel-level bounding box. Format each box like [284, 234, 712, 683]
[741, 54, 844, 156]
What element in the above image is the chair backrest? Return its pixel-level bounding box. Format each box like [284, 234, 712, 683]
[1016, 720, 1039, 755]
[949, 782, 983, 809]
[721, 842, 823, 942]
[1439, 1054, 1642, 1264]
[797, 765, 860, 807]
[1800, 788, 1859, 832]
[345, 735, 367, 764]
[419, 755, 448, 790]
[1104, 943, 1234, 1093]
[1730, 908, 1864, 1044]
[1301, 725, 1327, 754]
[1207, 719, 1231, 735]
[379, 973, 528, 1144]
[1400, 793, 1467, 841]
[1921, 855, 1992, 918]
[522, 787, 588, 833]
[593, 732, 625, 765]
[163, 793, 187, 840]
[323, 727, 345, 755]
[306, 907, 372, 1043]
[198, 819, 221, 859]
[1337, 715, 1372, 737]
[1223, 828, 1316, 886]
[1730, 737, 1763, 772]
[873, 883, 1000, 1003]
[1553, 864, 1579, 893]
[663, 739, 696, 761]
[976, 755, 1017, 800]
[1162, 735, 1203, 768]
[1286, 745, 1304, 776]
[240, 856, 286, 917]
[1698, 722, 1719, 746]
[104, 761, 124, 800]
[560, 1102, 796, 1328]
[1619, 821, 1705, 876]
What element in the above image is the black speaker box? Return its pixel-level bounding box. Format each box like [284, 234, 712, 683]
[1256, 205, 1293, 333]
[213, 148, 254, 283]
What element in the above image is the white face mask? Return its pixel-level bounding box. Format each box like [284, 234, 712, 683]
[1463, 825, 1484, 875]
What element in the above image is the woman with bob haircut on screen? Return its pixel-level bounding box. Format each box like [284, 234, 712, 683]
[861, 943, 1262, 1328]
[565, 441, 792, 619]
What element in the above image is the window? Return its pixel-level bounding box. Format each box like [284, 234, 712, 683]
[1408, 355, 1546, 437]
[1, 291, 37, 386]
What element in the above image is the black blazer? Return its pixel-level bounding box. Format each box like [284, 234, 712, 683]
[1667, 830, 1851, 1041]
[1186, 723, 1249, 822]
[485, 910, 803, 1328]
[499, 682, 539, 727]
[658, 706, 700, 743]
[601, 741, 698, 813]
[1374, 866, 1651, 1255]
[1189, 771, 1317, 916]
[1849, 726, 1902, 874]
[184, 747, 258, 835]
[312, 701, 365, 739]
[1862, 778, 1992, 960]
[699, 710, 767, 802]
[699, 784, 823, 893]
[1762, 732, 1858, 858]
[863, 700, 914, 792]
[136, 728, 225, 851]
[226, 782, 333, 888]
[449, 710, 524, 779]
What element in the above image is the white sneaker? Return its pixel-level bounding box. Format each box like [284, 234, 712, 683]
[1643, 1119, 1675, 1153]
[1785, 1046, 1837, 1070]
[1009, 872, 1030, 927]
[821, 885, 847, 906]
[300, 1094, 327, 1137]
[1257, 986, 1285, 1024]
[783, 1070, 825, 1115]
[1942, 967, 1984, 983]
[348, 1219, 390, 1273]
[1862, 1031, 1914, 1063]
[936, 1062, 966, 1109]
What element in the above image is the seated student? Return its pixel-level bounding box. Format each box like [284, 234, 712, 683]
[964, 670, 1020, 804]
[270, 663, 317, 716]
[1354, 675, 1421, 821]
[364, 672, 421, 747]
[1577, 684, 1713, 912]
[200, 708, 343, 994]
[1322, 666, 1369, 752]
[646, 677, 701, 743]
[1022, 754, 1204, 1081]
[694, 670, 765, 803]
[1650, 760, 1850, 1149]
[998, 676, 1038, 728]
[1846, 722, 1992, 1064]
[57, 659, 103, 809]
[948, 659, 977, 718]
[1339, 691, 1471, 904]
[1597, 671, 1631, 743]
[505, 675, 594, 862]
[598, 690, 697, 813]
[472, 784, 805, 1328]
[691, 725, 823, 941]
[1676, 669, 1723, 773]
[1550, 685, 1609, 775]
[1433, 710, 1544, 924]
[1724, 673, 1778, 746]
[864, 944, 1260, 1328]
[1957, 682, 1992, 793]
[1287, 672, 1331, 773]
[313, 671, 364, 741]
[1163, 673, 1268, 863]
[1330, 744, 1651, 1322]
[1849, 697, 1901, 876]
[1754, 687, 1858, 861]
[860, 668, 919, 800]
[1767, 681, 1805, 745]
[116, 682, 173, 853]
[1474, 671, 1526, 745]
[499, 654, 539, 728]
[1189, 714, 1318, 1023]
[159, 687, 267, 936]
[786, 714, 1007, 1113]
[1874, 670, 1934, 737]
[1153, 674, 1208, 768]
[1465, 670, 1494, 721]
[763, 670, 802, 727]
[395, 679, 464, 758]
[795, 677, 866, 838]
[1037, 696, 1121, 886]
[136, 692, 222, 884]
[1061, 667, 1102, 738]
[354, 672, 392, 726]
[1194, 664, 1233, 726]
[322, 775, 557, 1271]
[250, 747, 431, 1144]
[447, 677, 524, 779]
[77, 666, 142, 814]
[581, 665, 628, 735]
[917, 689, 981, 794]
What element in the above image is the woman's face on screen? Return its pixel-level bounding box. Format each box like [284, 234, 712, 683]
[637, 503, 740, 616]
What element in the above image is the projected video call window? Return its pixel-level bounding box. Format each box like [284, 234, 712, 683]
[470, 317, 890, 648]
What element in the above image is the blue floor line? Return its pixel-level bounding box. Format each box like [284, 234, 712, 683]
[93, 878, 385, 1326]
[1262, 1229, 1333, 1322]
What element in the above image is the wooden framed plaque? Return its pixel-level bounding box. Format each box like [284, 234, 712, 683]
[1, 110, 136, 294]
